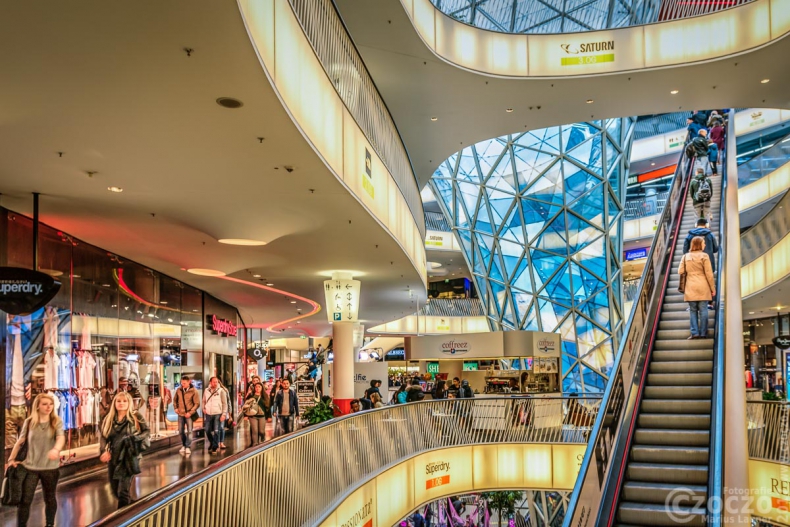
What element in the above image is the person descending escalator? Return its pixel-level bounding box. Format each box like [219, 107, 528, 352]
[678, 236, 716, 340]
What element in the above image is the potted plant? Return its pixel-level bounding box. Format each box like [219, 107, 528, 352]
[302, 398, 338, 426]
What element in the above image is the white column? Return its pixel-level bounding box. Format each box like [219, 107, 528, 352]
[332, 321, 355, 413]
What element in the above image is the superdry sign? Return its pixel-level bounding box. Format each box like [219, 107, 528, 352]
[0, 267, 61, 315]
[207, 314, 237, 337]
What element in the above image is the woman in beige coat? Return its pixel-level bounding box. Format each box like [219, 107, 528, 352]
[679, 236, 716, 339]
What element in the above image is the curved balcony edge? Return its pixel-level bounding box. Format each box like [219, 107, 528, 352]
[399, 0, 790, 79]
[236, 0, 427, 286]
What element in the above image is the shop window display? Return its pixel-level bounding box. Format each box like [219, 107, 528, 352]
[1, 209, 210, 462]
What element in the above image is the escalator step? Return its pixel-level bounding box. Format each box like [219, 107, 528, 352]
[634, 428, 709, 446]
[644, 385, 711, 399]
[618, 502, 707, 526]
[651, 349, 713, 362]
[630, 445, 709, 464]
[622, 481, 707, 505]
[646, 373, 712, 386]
[626, 462, 708, 484]
[649, 360, 712, 374]
[638, 413, 710, 430]
[641, 399, 711, 413]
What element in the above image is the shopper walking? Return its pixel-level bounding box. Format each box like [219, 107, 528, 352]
[689, 168, 713, 222]
[678, 236, 716, 340]
[8, 393, 65, 527]
[202, 377, 227, 455]
[217, 380, 232, 450]
[242, 383, 267, 446]
[684, 218, 718, 272]
[273, 379, 299, 435]
[173, 376, 200, 455]
[99, 391, 150, 509]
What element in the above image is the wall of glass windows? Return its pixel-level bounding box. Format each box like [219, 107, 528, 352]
[0, 207, 245, 463]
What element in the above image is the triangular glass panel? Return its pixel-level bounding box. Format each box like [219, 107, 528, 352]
[562, 123, 599, 153]
[475, 232, 495, 258]
[581, 366, 606, 392]
[473, 245, 487, 277]
[605, 138, 620, 170]
[540, 261, 572, 303]
[568, 182, 605, 229]
[512, 291, 532, 322]
[455, 198, 470, 229]
[538, 297, 570, 333]
[475, 139, 506, 180]
[457, 147, 480, 183]
[523, 161, 564, 206]
[607, 190, 621, 231]
[513, 147, 557, 193]
[486, 187, 515, 224]
[489, 245, 505, 283]
[490, 281, 507, 313]
[430, 178, 453, 213]
[570, 261, 607, 304]
[456, 228, 473, 257]
[607, 162, 622, 199]
[458, 181, 480, 219]
[572, 236, 607, 280]
[499, 205, 526, 244]
[534, 212, 568, 255]
[475, 198, 494, 234]
[559, 315, 578, 358]
[605, 118, 622, 142]
[566, 213, 603, 254]
[577, 288, 611, 330]
[515, 126, 561, 154]
[503, 295, 516, 327]
[563, 363, 583, 394]
[530, 248, 562, 291]
[499, 239, 523, 278]
[563, 161, 602, 204]
[520, 198, 562, 243]
[522, 303, 539, 331]
[575, 313, 609, 356]
[512, 257, 532, 293]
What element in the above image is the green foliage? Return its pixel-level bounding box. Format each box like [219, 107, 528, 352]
[763, 391, 781, 401]
[302, 399, 335, 425]
[482, 491, 525, 526]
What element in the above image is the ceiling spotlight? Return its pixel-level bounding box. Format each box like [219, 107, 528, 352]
[670, 90, 679, 95]
[761, 79, 770, 84]
[430, 116, 438, 121]
[586, 99, 594, 104]
[651, 162, 656, 166]
[290, 300, 297, 304]
[749, 312, 755, 314]
[253, 274, 261, 278]
[506, 108, 514, 113]
[266, 282, 274, 286]
[108, 187, 124, 193]
[160, 301, 168, 305]
[216, 97, 243, 109]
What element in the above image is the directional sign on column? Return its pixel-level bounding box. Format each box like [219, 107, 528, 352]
[323, 278, 361, 323]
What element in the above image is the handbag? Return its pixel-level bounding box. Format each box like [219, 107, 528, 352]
[1, 419, 30, 506]
[678, 255, 687, 293]
[242, 398, 261, 417]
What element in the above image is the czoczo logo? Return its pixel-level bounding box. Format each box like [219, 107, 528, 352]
[664, 487, 706, 524]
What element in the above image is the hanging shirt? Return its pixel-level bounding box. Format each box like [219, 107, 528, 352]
[10, 330, 26, 406]
[95, 356, 106, 387]
[58, 353, 72, 390]
[43, 306, 59, 351]
[43, 349, 59, 390]
[80, 316, 92, 350]
[93, 392, 102, 425]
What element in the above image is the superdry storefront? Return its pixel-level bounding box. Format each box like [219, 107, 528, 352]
[0, 207, 246, 463]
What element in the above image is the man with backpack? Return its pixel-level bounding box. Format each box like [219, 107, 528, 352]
[684, 217, 719, 273]
[686, 129, 711, 176]
[457, 379, 474, 399]
[690, 168, 713, 222]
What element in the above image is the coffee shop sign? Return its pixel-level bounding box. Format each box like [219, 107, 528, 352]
[441, 340, 469, 356]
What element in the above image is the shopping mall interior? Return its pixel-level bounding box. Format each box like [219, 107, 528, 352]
[1, 0, 790, 526]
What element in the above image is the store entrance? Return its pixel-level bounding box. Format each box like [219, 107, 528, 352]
[214, 354, 235, 415]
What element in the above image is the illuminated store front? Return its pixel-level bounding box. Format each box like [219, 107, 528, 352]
[0, 208, 245, 463]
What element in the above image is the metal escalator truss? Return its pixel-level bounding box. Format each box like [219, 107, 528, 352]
[564, 128, 728, 525]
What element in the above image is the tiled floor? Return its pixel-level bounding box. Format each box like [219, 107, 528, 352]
[1, 421, 273, 527]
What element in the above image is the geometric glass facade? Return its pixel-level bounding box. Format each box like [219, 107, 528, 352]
[431, 0, 660, 34]
[429, 119, 635, 393]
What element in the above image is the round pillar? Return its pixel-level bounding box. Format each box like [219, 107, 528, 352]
[332, 321, 355, 414]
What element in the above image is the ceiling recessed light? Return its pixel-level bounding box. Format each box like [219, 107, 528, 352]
[187, 268, 226, 277]
[160, 301, 168, 305]
[651, 162, 656, 166]
[218, 239, 267, 246]
[266, 282, 274, 286]
[192, 309, 199, 312]
[290, 300, 297, 304]
[586, 99, 594, 104]
[761, 79, 770, 84]
[670, 90, 679, 95]
[216, 97, 243, 109]
[108, 187, 123, 193]
[147, 313, 155, 318]
[505, 108, 514, 113]
[430, 116, 438, 121]
[749, 312, 755, 314]
[253, 274, 261, 278]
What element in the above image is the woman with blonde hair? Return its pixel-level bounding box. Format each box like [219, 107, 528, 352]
[7, 393, 64, 527]
[679, 235, 716, 339]
[100, 391, 150, 509]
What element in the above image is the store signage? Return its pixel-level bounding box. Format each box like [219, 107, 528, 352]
[206, 314, 237, 337]
[248, 346, 265, 361]
[426, 362, 440, 374]
[296, 380, 316, 412]
[441, 339, 469, 356]
[624, 247, 648, 261]
[324, 278, 361, 323]
[462, 361, 478, 371]
[362, 148, 374, 199]
[773, 336, 790, 350]
[425, 232, 450, 248]
[0, 267, 61, 315]
[749, 459, 790, 525]
[560, 40, 614, 66]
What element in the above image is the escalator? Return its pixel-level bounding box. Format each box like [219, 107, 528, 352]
[615, 175, 721, 526]
[564, 125, 730, 526]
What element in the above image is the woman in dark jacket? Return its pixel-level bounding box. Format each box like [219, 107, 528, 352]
[99, 391, 150, 509]
[244, 383, 268, 447]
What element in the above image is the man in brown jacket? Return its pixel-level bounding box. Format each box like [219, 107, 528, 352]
[173, 376, 200, 454]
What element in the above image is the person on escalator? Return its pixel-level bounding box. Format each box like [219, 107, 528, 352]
[678, 236, 716, 340]
[686, 129, 711, 175]
[689, 168, 713, 222]
[684, 218, 718, 272]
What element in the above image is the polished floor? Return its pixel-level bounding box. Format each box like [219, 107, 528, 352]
[1, 422, 272, 527]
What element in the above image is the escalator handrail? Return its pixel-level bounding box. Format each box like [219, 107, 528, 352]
[563, 145, 695, 525]
[707, 114, 733, 525]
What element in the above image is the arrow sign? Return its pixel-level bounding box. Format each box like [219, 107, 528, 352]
[323, 277, 361, 323]
[345, 284, 352, 289]
[334, 293, 341, 300]
[347, 292, 352, 300]
[346, 313, 352, 320]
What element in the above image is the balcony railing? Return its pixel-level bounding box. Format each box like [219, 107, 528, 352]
[425, 210, 452, 232]
[420, 297, 485, 317]
[623, 192, 670, 220]
[92, 396, 601, 527]
[746, 400, 790, 463]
